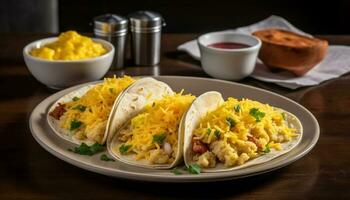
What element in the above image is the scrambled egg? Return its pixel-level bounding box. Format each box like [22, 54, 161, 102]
[193, 98, 297, 168]
[60, 76, 134, 144]
[117, 92, 195, 164]
[30, 31, 107, 60]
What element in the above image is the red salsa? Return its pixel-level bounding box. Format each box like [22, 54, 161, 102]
[208, 42, 250, 49]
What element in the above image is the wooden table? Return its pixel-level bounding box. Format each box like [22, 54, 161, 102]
[1, 33, 349, 200]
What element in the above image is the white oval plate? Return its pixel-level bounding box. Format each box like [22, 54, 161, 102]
[29, 76, 319, 182]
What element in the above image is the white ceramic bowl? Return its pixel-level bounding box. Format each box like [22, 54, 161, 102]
[23, 37, 115, 89]
[198, 32, 261, 80]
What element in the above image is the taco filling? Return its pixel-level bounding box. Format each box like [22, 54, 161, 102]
[49, 76, 134, 144]
[191, 98, 298, 168]
[116, 92, 195, 165]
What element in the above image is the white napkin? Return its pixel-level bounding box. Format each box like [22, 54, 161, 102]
[178, 15, 350, 89]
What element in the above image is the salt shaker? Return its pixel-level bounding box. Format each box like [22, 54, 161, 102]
[128, 11, 165, 66]
[93, 14, 128, 69]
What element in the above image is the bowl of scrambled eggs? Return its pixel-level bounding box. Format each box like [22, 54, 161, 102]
[23, 31, 115, 89]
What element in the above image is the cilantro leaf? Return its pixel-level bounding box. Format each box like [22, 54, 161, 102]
[226, 117, 236, 128]
[119, 144, 132, 154]
[281, 112, 286, 120]
[186, 164, 201, 174]
[263, 143, 270, 153]
[109, 88, 115, 94]
[214, 130, 221, 139]
[153, 133, 167, 144]
[249, 108, 265, 122]
[206, 128, 212, 135]
[171, 167, 182, 175]
[234, 104, 241, 113]
[100, 154, 115, 162]
[72, 97, 80, 101]
[72, 104, 86, 112]
[70, 119, 82, 131]
[90, 143, 105, 154]
[69, 142, 105, 156]
[69, 143, 91, 155]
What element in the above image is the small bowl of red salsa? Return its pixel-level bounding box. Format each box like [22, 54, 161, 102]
[198, 32, 261, 80]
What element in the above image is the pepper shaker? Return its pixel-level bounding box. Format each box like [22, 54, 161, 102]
[128, 11, 165, 66]
[93, 14, 128, 69]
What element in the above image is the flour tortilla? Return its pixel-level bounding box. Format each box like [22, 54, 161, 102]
[47, 83, 111, 145]
[107, 78, 181, 169]
[183, 91, 303, 172]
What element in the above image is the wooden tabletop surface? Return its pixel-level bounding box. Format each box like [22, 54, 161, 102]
[0, 33, 349, 200]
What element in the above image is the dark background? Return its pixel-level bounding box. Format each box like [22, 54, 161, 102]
[0, 0, 350, 34]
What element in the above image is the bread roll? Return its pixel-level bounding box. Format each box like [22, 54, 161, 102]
[253, 29, 328, 76]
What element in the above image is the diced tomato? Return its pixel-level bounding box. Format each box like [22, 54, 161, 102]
[49, 103, 66, 120]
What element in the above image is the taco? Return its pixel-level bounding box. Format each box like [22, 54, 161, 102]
[108, 88, 196, 169]
[183, 91, 302, 172]
[47, 76, 135, 145]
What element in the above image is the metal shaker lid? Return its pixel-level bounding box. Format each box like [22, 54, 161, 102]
[128, 11, 165, 31]
[93, 14, 128, 35]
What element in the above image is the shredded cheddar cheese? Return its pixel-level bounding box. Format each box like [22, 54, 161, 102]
[117, 92, 195, 164]
[60, 76, 134, 144]
[193, 98, 297, 168]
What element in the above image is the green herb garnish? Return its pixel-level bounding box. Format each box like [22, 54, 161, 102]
[153, 133, 167, 144]
[70, 119, 82, 131]
[72, 97, 80, 101]
[206, 128, 212, 135]
[281, 112, 286, 120]
[263, 143, 270, 153]
[68, 143, 90, 155]
[214, 130, 221, 139]
[109, 88, 115, 94]
[171, 167, 182, 175]
[100, 154, 115, 162]
[226, 117, 236, 128]
[90, 143, 105, 153]
[234, 104, 241, 113]
[72, 104, 86, 112]
[119, 144, 132, 154]
[249, 108, 265, 122]
[186, 164, 201, 174]
[68, 142, 105, 156]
